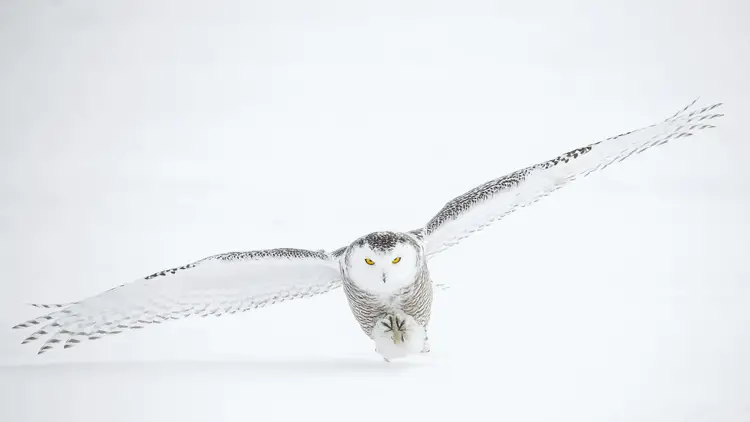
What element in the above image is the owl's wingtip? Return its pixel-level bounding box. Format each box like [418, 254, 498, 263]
[26, 302, 72, 309]
[37, 346, 53, 355]
[21, 335, 38, 344]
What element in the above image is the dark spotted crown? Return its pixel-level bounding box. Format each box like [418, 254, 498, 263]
[358, 231, 411, 252]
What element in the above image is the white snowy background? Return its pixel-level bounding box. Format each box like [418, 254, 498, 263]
[1, 1, 749, 421]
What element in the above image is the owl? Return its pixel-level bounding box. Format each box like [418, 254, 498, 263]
[13, 99, 723, 361]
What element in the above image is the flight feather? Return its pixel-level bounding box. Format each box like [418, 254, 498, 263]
[13, 248, 342, 354]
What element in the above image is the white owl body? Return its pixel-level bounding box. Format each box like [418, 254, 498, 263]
[338, 231, 434, 360]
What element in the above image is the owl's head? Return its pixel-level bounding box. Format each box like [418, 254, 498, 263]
[343, 231, 424, 294]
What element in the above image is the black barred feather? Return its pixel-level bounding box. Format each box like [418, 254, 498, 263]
[14, 248, 343, 354]
[28, 302, 75, 309]
[418, 99, 724, 258]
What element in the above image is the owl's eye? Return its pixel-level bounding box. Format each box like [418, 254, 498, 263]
[364, 258, 375, 265]
[392, 257, 401, 264]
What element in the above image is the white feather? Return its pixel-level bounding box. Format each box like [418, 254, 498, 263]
[371, 312, 425, 361]
[419, 99, 724, 258]
[13, 249, 342, 354]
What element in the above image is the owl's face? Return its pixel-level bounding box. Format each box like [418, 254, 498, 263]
[344, 231, 423, 294]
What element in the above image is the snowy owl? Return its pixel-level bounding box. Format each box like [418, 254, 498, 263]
[13, 99, 723, 361]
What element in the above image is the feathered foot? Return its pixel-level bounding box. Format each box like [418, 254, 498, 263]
[372, 311, 425, 361]
[380, 315, 407, 344]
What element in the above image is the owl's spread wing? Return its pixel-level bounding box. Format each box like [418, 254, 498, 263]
[417, 99, 724, 259]
[13, 248, 342, 354]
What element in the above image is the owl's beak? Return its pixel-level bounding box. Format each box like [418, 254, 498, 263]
[381, 272, 387, 283]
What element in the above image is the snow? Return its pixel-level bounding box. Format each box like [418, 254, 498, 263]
[1, 0, 749, 421]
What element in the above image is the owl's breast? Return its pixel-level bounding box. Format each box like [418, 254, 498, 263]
[342, 269, 433, 338]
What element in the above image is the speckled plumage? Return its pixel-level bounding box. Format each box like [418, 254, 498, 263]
[340, 232, 433, 339]
[355, 231, 415, 253]
[14, 99, 724, 358]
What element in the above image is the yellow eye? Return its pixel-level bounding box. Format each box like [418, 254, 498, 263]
[365, 258, 375, 265]
[392, 257, 401, 264]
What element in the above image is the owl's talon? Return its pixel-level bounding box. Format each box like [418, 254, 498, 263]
[379, 314, 408, 344]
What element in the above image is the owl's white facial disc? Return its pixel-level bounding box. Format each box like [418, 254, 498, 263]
[345, 232, 422, 295]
